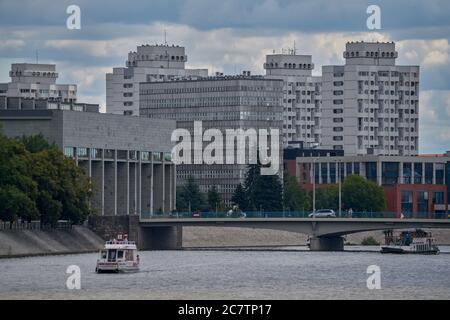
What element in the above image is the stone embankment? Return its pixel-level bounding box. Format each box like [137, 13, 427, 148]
[0, 226, 104, 258]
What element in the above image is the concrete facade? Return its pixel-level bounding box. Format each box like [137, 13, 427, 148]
[106, 44, 208, 116]
[264, 53, 322, 148]
[0, 109, 177, 216]
[139, 75, 284, 203]
[321, 41, 420, 156]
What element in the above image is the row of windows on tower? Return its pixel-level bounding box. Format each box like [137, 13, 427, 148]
[265, 62, 312, 69]
[345, 51, 396, 58]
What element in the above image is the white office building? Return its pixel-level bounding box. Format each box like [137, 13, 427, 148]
[264, 53, 322, 148]
[106, 44, 208, 116]
[321, 41, 420, 156]
[0, 63, 77, 102]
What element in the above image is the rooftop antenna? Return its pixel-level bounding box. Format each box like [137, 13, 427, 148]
[293, 40, 296, 55]
[164, 29, 167, 45]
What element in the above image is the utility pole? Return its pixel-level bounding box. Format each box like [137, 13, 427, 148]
[312, 158, 317, 213]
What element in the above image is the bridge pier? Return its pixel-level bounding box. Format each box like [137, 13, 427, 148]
[138, 226, 183, 250]
[309, 236, 344, 251]
[88, 215, 183, 250]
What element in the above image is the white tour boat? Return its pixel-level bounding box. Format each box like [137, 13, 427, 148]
[380, 229, 440, 255]
[95, 234, 140, 273]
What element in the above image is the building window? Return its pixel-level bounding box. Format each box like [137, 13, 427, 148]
[414, 163, 423, 184]
[77, 147, 88, 158]
[152, 152, 162, 162]
[320, 163, 328, 184]
[64, 147, 74, 158]
[333, 136, 343, 141]
[425, 163, 433, 184]
[329, 162, 336, 184]
[433, 191, 444, 205]
[104, 149, 115, 159]
[346, 162, 353, 175]
[401, 190, 413, 218]
[354, 162, 360, 175]
[382, 162, 399, 185]
[91, 148, 102, 159]
[435, 163, 444, 185]
[164, 152, 172, 162]
[129, 150, 137, 160]
[141, 151, 150, 161]
[403, 163, 411, 184]
[365, 162, 377, 183]
[416, 191, 429, 217]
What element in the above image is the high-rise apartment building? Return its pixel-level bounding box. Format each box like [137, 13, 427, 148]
[0, 63, 77, 102]
[264, 53, 322, 148]
[106, 44, 208, 116]
[140, 75, 284, 203]
[321, 41, 420, 156]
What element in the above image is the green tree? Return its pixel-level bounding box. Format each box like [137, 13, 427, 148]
[17, 134, 55, 153]
[0, 133, 92, 224]
[0, 133, 39, 222]
[0, 186, 39, 222]
[253, 173, 283, 211]
[242, 162, 283, 212]
[176, 176, 206, 211]
[314, 185, 339, 211]
[231, 183, 247, 210]
[31, 149, 92, 225]
[283, 175, 311, 212]
[207, 186, 222, 211]
[342, 175, 386, 212]
[243, 163, 260, 211]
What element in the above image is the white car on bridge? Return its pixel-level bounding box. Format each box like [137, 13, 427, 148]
[308, 209, 336, 218]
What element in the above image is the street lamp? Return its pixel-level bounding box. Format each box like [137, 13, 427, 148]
[335, 159, 342, 217]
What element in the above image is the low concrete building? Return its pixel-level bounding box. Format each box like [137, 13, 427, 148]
[0, 108, 177, 216]
[287, 154, 450, 218]
[0, 63, 77, 102]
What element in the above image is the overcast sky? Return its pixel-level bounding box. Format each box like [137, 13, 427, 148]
[0, 0, 449, 153]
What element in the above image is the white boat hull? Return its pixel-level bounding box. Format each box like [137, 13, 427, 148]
[96, 261, 139, 273]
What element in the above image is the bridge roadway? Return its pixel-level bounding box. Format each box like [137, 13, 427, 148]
[138, 218, 450, 251]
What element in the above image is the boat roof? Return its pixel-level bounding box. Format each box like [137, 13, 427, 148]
[103, 242, 137, 250]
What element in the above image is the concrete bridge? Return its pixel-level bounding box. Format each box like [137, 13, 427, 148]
[88, 216, 450, 251]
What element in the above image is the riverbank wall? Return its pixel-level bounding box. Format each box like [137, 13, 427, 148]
[0, 226, 104, 258]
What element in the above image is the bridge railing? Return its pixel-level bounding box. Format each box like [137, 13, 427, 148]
[140, 211, 448, 220]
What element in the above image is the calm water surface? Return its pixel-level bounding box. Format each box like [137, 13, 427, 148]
[0, 247, 449, 299]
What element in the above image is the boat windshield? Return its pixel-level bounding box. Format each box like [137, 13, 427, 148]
[107, 249, 117, 262]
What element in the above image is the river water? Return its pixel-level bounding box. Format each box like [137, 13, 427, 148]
[0, 247, 449, 300]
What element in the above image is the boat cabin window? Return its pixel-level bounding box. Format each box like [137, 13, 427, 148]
[107, 249, 117, 262]
[117, 250, 124, 259]
[101, 250, 107, 259]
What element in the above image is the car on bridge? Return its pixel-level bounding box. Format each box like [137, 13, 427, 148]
[308, 209, 336, 218]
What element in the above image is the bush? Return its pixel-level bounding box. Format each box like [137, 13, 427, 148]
[361, 236, 380, 246]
